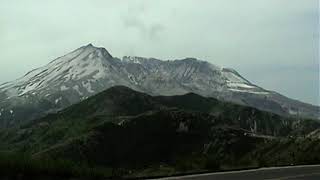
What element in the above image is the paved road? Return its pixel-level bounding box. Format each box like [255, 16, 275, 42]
[153, 165, 320, 180]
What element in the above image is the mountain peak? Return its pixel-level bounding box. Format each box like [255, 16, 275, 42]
[80, 43, 112, 58]
[86, 43, 93, 47]
[79, 43, 95, 50]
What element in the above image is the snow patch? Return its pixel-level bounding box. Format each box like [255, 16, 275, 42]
[80, 96, 89, 100]
[123, 56, 142, 64]
[82, 81, 94, 93]
[229, 88, 269, 95]
[19, 82, 40, 96]
[60, 85, 69, 91]
[55, 97, 62, 104]
[227, 82, 255, 89]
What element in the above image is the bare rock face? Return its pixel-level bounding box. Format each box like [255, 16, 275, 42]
[0, 44, 318, 127]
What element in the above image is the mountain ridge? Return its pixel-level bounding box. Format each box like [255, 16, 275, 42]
[0, 44, 318, 128]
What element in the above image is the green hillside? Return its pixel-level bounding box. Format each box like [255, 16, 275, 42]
[0, 86, 319, 179]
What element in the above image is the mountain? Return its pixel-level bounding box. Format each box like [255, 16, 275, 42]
[0, 44, 318, 128]
[0, 86, 319, 178]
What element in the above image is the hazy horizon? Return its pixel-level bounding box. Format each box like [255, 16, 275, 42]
[0, 0, 319, 105]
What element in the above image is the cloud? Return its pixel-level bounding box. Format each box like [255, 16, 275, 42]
[122, 1, 165, 41]
[123, 16, 165, 40]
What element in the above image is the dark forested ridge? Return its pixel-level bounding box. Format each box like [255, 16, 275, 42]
[0, 86, 319, 179]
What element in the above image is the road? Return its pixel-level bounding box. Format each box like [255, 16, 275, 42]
[153, 165, 320, 180]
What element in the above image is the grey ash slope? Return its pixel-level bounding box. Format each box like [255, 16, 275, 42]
[0, 44, 318, 127]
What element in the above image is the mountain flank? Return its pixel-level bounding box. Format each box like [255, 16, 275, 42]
[0, 44, 318, 129]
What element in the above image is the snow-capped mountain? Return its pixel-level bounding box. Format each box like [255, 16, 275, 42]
[0, 44, 318, 127]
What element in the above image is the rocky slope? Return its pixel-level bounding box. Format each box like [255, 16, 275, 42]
[0, 44, 318, 128]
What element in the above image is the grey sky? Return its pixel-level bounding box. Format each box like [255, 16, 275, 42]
[0, 0, 319, 105]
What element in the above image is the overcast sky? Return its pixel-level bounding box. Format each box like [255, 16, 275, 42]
[0, 0, 319, 105]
